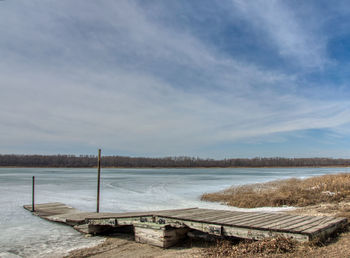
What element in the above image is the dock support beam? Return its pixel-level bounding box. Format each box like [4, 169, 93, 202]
[133, 222, 189, 248]
[97, 149, 101, 213]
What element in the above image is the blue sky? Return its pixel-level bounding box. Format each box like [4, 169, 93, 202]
[1, 0, 350, 158]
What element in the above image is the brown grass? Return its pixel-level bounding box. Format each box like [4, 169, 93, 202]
[205, 237, 298, 257]
[201, 173, 350, 208]
[201, 173, 350, 257]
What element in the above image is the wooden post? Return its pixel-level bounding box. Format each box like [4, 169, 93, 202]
[32, 176, 35, 212]
[97, 149, 101, 213]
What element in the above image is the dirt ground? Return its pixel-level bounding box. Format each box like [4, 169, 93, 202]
[66, 202, 350, 258]
[66, 233, 204, 258]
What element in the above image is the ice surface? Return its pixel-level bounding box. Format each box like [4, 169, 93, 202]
[0, 167, 349, 257]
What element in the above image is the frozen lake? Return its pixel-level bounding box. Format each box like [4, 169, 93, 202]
[1, 167, 349, 257]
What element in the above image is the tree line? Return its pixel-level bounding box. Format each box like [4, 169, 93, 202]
[0, 154, 350, 168]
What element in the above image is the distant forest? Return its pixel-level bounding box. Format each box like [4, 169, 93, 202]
[1, 154, 350, 168]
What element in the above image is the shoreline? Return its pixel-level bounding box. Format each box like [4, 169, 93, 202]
[1, 165, 350, 169]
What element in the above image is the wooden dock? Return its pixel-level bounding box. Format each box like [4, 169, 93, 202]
[24, 202, 348, 248]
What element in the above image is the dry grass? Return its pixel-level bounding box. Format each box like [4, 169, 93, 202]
[201, 173, 350, 257]
[203, 224, 349, 257]
[204, 237, 298, 257]
[201, 173, 350, 208]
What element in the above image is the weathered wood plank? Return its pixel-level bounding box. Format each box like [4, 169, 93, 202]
[154, 208, 199, 217]
[250, 214, 297, 227]
[210, 212, 259, 224]
[46, 212, 96, 224]
[307, 218, 348, 240]
[178, 210, 226, 220]
[24, 205, 72, 212]
[249, 214, 299, 228]
[195, 211, 242, 222]
[233, 213, 286, 227]
[212, 212, 263, 223]
[290, 217, 333, 232]
[301, 217, 346, 234]
[24, 203, 348, 244]
[295, 221, 332, 233]
[156, 217, 223, 236]
[38, 207, 77, 213]
[24, 202, 63, 208]
[161, 209, 215, 219]
[23, 202, 80, 216]
[282, 217, 330, 232]
[87, 208, 198, 220]
[215, 212, 273, 225]
[260, 216, 308, 230]
[157, 210, 220, 224]
[222, 225, 310, 242]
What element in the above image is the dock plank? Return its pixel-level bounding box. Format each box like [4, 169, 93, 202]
[179, 210, 227, 220]
[282, 217, 330, 232]
[302, 217, 347, 234]
[214, 212, 273, 225]
[249, 214, 304, 228]
[194, 211, 242, 222]
[261, 216, 308, 230]
[204, 211, 251, 223]
[158, 209, 214, 218]
[159, 209, 218, 221]
[213, 212, 263, 222]
[234, 213, 286, 226]
[295, 217, 340, 233]
[24, 202, 348, 243]
[153, 208, 198, 217]
[210, 212, 260, 224]
[154, 208, 199, 217]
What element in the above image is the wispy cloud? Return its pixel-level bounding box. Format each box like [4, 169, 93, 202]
[231, 0, 328, 69]
[0, 0, 349, 157]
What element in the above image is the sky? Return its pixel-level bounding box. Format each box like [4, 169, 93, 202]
[1, 0, 350, 158]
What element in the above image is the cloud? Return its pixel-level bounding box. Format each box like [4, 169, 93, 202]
[0, 0, 349, 157]
[231, 0, 328, 69]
